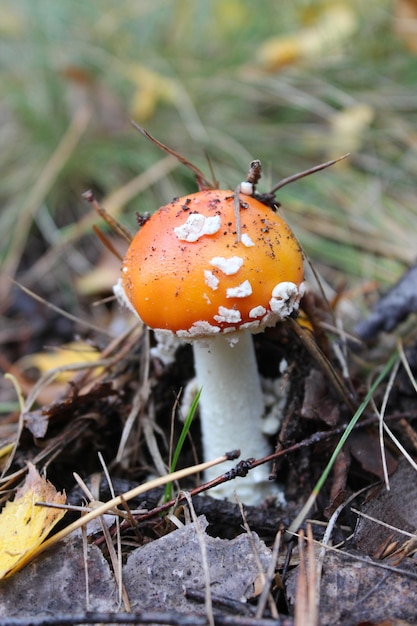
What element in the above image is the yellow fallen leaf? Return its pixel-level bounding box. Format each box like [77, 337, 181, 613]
[258, 3, 357, 71]
[0, 442, 15, 471]
[0, 464, 66, 578]
[0, 8, 27, 37]
[0, 442, 14, 461]
[212, 0, 249, 34]
[327, 103, 375, 161]
[125, 64, 177, 121]
[17, 341, 103, 383]
[75, 245, 123, 296]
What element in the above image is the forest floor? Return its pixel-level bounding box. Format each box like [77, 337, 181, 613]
[1, 2, 417, 624]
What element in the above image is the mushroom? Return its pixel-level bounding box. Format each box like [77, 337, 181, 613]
[114, 186, 305, 504]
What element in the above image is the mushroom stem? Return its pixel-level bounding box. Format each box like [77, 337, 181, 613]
[193, 330, 274, 504]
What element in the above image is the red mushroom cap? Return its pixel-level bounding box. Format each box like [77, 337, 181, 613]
[120, 189, 304, 338]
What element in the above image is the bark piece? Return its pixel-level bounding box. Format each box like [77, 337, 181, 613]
[0, 537, 117, 617]
[354, 264, 417, 340]
[123, 515, 272, 615]
[354, 460, 417, 558]
[287, 549, 417, 626]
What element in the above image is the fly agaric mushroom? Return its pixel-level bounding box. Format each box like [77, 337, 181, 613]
[114, 184, 305, 504]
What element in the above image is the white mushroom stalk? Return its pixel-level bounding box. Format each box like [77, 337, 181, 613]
[193, 331, 272, 503]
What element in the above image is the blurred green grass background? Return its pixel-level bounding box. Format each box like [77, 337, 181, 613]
[1, 0, 417, 313]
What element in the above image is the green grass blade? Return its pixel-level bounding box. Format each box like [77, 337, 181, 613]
[164, 388, 202, 503]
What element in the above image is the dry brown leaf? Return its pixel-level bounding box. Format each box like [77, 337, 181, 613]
[0, 464, 66, 579]
[349, 429, 398, 481]
[394, 0, 417, 53]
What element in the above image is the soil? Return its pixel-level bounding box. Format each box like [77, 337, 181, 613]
[1, 240, 417, 626]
